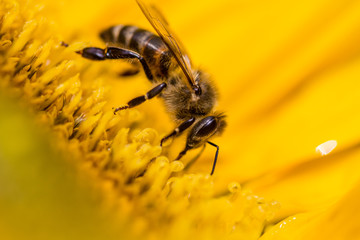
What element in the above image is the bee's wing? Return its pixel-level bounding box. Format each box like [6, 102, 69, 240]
[136, 0, 196, 88]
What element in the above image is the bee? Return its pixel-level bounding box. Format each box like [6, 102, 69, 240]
[76, 0, 226, 175]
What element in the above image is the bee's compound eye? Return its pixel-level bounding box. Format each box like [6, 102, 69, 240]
[185, 116, 218, 149]
[195, 117, 217, 137]
[194, 85, 202, 96]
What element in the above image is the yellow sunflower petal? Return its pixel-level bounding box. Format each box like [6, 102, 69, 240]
[247, 145, 360, 219]
[260, 180, 360, 240]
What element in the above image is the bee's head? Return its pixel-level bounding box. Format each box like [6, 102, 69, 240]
[176, 114, 226, 159]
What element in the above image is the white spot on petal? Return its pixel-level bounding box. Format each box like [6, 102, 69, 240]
[316, 140, 337, 156]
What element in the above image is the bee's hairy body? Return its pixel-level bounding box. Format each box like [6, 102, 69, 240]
[101, 25, 218, 122]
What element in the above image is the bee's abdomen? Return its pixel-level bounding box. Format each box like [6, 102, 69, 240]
[100, 25, 172, 78]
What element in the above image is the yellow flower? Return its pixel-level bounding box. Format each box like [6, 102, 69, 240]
[1, 0, 360, 239]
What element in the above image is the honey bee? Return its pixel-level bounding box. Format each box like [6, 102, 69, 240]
[76, 0, 226, 175]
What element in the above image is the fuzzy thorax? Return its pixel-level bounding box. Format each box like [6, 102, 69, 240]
[161, 71, 217, 121]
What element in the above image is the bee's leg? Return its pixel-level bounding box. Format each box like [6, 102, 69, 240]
[175, 146, 190, 161]
[77, 47, 154, 81]
[176, 141, 219, 175]
[113, 82, 167, 113]
[160, 118, 195, 147]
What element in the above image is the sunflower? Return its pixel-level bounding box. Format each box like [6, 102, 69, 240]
[1, 0, 360, 239]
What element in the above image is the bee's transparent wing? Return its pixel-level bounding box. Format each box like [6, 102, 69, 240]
[136, 0, 196, 88]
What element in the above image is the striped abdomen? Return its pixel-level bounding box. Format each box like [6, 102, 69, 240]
[100, 25, 173, 79]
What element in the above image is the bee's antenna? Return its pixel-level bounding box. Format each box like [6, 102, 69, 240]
[207, 141, 219, 175]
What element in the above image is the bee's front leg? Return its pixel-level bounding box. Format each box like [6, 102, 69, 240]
[160, 118, 195, 146]
[113, 82, 167, 113]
